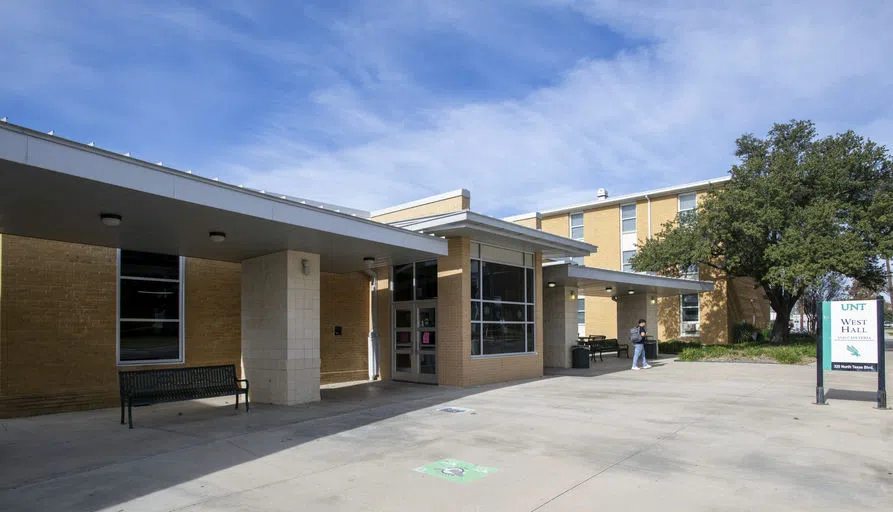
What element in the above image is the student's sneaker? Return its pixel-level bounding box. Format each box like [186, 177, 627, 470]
[631, 366, 641, 370]
[643, 364, 652, 369]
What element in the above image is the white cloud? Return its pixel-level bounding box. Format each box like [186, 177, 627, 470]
[3, 1, 892, 217]
[217, 0, 893, 216]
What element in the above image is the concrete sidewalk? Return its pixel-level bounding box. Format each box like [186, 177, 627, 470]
[1, 354, 891, 512]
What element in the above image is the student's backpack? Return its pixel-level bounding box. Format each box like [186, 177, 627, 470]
[629, 327, 642, 343]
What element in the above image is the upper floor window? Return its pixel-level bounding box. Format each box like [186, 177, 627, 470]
[622, 250, 636, 272]
[569, 213, 584, 240]
[678, 193, 697, 224]
[621, 204, 636, 234]
[118, 250, 184, 365]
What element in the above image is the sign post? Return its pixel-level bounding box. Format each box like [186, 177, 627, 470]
[815, 301, 825, 405]
[818, 297, 887, 409]
[876, 296, 887, 409]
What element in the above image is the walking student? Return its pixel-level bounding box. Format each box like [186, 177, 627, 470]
[631, 319, 651, 370]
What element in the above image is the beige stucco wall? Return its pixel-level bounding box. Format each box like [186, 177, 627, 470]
[512, 217, 542, 230]
[649, 196, 678, 238]
[370, 195, 469, 224]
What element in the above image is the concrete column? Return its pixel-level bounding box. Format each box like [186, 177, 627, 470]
[616, 294, 651, 342]
[241, 250, 320, 405]
[543, 286, 577, 368]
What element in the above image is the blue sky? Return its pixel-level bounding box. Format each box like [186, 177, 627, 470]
[2, 0, 893, 216]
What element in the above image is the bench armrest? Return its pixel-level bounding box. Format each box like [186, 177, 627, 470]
[235, 378, 249, 391]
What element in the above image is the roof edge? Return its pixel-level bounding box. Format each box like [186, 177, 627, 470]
[539, 176, 731, 217]
[370, 189, 470, 217]
[503, 211, 542, 222]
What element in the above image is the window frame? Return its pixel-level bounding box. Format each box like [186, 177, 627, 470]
[569, 213, 585, 265]
[620, 203, 637, 234]
[470, 243, 536, 358]
[391, 259, 439, 303]
[678, 192, 697, 224]
[577, 297, 586, 325]
[116, 249, 186, 366]
[680, 293, 700, 337]
[622, 249, 637, 273]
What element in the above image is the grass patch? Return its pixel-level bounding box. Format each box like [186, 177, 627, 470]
[676, 339, 817, 365]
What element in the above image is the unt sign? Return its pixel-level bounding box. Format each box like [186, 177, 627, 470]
[816, 297, 887, 409]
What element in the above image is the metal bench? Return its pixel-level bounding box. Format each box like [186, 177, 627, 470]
[588, 338, 629, 361]
[118, 364, 249, 429]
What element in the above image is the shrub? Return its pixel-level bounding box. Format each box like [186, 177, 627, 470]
[659, 339, 703, 354]
[773, 347, 803, 364]
[732, 322, 759, 344]
[677, 347, 705, 361]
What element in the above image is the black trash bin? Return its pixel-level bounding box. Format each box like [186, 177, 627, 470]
[644, 340, 658, 360]
[572, 345, 590, 368]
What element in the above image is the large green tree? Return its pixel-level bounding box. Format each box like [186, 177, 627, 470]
[632, 120, 893, 343]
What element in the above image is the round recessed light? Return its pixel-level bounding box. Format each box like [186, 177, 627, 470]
[627, 289, 635, 295]
[100, 213, 122, 227]
[209, 231, 226, 243]
[605, 286, 613, 293]
[547, 281, 556, 288]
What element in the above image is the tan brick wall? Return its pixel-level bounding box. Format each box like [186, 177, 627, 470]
[320, 272, 370, 385]
[184, 257, 242, 368]
[727, 277, 771, 330]
[376, 266, 391, 382]
[649, 196, 678, 237]
[0, 236, 242, 418]
[583, 296, 618, 339]
[512, 217, 541, 230]
[436, 237, 470, 387]
[370, 195, 469, 224]
[657, 296, 681, 340]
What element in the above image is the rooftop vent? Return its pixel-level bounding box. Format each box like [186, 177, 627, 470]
[597, 188, 608, 200]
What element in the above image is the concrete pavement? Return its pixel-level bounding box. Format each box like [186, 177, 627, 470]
[1, 353, 891, 512]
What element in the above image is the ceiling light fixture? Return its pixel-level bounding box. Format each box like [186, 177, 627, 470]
[627, 290, 635, 295]
[605, 286, 613, 293]
[100, 213, 122, 227]
[547, 281, 556, 288]
[209, 231, 226, 243]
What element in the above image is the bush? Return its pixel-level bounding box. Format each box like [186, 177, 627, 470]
[732, 322, 761, 344]
[659, 339, 703, 354]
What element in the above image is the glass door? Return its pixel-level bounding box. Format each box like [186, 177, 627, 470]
[392, 302, 437, 384]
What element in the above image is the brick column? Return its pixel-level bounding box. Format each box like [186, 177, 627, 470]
[241, 250, 320, 405]
[543, 286, 577, 368]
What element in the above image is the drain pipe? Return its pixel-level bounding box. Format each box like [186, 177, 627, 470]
[363, 257, 381, 380]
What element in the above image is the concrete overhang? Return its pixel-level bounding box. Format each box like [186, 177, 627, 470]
[0, 123, 448, 273]
[543, 263, 714, 297]
[391, 211, 598, 260]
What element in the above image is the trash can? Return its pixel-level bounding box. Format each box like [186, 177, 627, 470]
[644, 340, 658, 360]
[572, 345, 590, 368]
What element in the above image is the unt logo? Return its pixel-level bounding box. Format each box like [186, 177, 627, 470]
[841, 303, 865, 311]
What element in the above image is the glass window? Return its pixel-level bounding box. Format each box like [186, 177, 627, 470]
[471, 260, 480, 300]
[621, 204, 636, 234]
[681, 293, 699, 322]
[415, 260, 438, 300]
[470, 244, 536, 356]
[577, 298, 585, 324]
[681, 264, 699, 280]
[119, 250, 182, 364]
[679, 193, 697, 225]
[570, 213, 584, 240]
[393, 264, 413, 302]
[393, 260, 437, 302]
[481, 261, 525, 303]
[622, 250, 636, 272]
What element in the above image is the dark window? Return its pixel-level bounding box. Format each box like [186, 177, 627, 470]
[393, 264, 413, 302]
[471, 260, 480, 300]
[470, 248, 535, 356]
[119, 250, 181, 363]
[415, 260, 438, 300]
[482, 262, 525, 302]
